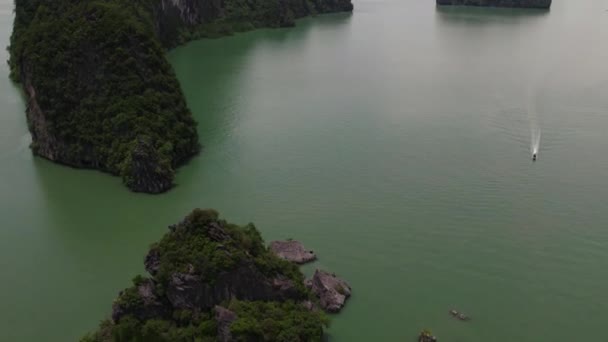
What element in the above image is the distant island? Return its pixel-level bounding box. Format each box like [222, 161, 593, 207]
[9, 0, 353, 194]
[81, 209, 351, 341]
[436, 0, 551, 8]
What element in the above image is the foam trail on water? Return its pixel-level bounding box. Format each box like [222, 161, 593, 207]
[527, 84, 541, 156]
[532, 128, 541, 155]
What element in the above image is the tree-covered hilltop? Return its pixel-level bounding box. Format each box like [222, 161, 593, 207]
[9, 0, 200, 193]
[9, 0, 353, 193]
[81, 209, 329, 341]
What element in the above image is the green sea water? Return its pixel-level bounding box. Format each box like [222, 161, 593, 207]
[1, 0, 608, 340]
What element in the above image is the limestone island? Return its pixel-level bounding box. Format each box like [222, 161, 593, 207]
[9, 0, 353, 194]
[436, 0, 551, 8]
[81, 209, 351, 341]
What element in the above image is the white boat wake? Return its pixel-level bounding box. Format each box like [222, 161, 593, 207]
[527, 85, 541, 159]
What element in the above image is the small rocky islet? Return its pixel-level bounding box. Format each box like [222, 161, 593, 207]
[269, 240, 317, 264]
[82, 209, 351, 341]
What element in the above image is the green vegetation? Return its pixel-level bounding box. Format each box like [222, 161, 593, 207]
[81, 315, 218, 342]
[9, 0, 351, 192]
[228, 301, 328, 341]
[150, 209, 307, 294]
[82, 209, 327, 341]
[83, 301, 328, 342]
[9, 0, 199, 193]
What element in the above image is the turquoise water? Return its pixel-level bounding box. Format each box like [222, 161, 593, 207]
[1, 0, 608, 340]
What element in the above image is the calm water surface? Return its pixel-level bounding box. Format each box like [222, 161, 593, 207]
[1, 0, 608, 340]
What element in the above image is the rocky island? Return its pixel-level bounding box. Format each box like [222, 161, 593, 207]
[436, 0, 551, 8]
[82, 209, 351, 341]
[9, 0, 353, 193]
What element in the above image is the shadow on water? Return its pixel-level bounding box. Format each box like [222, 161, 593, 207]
[435, 5, 550, 25]
[25, 12, 353, 204]
[167, 12, 352, 187]
[169, 12, 352, 139]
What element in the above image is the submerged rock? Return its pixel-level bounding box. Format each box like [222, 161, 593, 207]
[418, 330, 438, 342]
[306, 269, 352, 313]
[269, 240, 317, 264]
[449, 309, 471, 321]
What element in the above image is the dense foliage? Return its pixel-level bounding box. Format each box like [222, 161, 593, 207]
[82, 209, 327, 341]
[228, 301, 328, 341]
[82, 300, 328, 342]
[81, 314, 218, 342]
[9, 0, 351, 192]
[9, 0, 199, 192]
[150, 209, 306, 292]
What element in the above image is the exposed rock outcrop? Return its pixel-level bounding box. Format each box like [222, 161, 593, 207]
[163, 266, 302, 311]
[111, 279, 170, 323]
[122, 136, 174, 194]
[306, 269, 351, 313]
[153, 0, 354, 47]
[269, 240, 317, 264]
[215, 306, 237, 342]
[24, 82, 64, 165]
[144, 248, 161, 276]
[111, 209, 308, 323]
[436, 0, 551, 8]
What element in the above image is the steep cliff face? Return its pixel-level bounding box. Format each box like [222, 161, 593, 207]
[110, 208, 308, 321]
[9, 0, 353, 193]
[83, 209, 328, 341]
[152, 0, 354, 47]
[436, 0, 551, 8]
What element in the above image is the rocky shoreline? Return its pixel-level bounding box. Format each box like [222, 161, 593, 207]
[270, 239, 352, 313]
[306, 270, 352, 313]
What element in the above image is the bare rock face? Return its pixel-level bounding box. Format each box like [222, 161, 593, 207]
[163, 265, 302, 312]
[144, 248, 161, 276]
[215, 306, 237, 342]
[112, 279, 169, 323]
[153, 0, 354, 47]
[306, 269, 351, 313]
[122, 136, 174, 194]
[269, 240, 317, 264]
